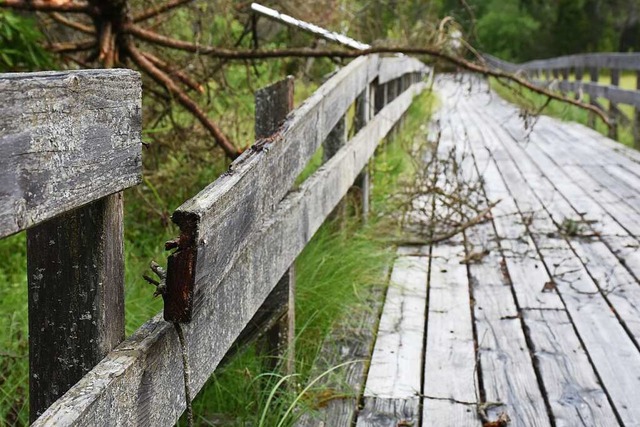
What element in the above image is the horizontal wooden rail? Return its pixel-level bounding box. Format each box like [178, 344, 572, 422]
[0, 69, 142, 421]
[483, 52, 640, 145]
[164, 55, 428, 322]
[484, 52, 640, 73]
[0, 69, 142, 238]
[33, 59, 427, 426]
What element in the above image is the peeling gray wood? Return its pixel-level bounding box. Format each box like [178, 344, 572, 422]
[165, 55, 382, 321]
[254, 76, 296, 374]
[0, 69, 142, 238]
[423, 244, 479, 427]
[33, 80, 426, 427]
[357, 253, 427, 427]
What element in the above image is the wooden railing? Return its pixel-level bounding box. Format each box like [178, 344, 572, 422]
[0, 54, 428, 425]
[483, 52, 640, 143]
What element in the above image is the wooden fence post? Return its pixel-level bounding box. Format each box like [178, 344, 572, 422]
[354, 83, 373, 222]
[254, 76, 296, 374]
[324, 108, 348, 224]
[635, 71, 640, 149]
[588, 67, 599, 128]
[610, 68, 620, 139]
[27, 194, 125, 421]
[0, 69, 142, 422]
[575, 67, 584, 101]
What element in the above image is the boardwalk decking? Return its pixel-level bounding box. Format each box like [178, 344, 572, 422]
[359, 76, 640, 427]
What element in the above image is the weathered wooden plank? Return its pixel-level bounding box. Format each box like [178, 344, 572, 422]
[254, 76, 297, 374]
[165, 55, 381, 322]
[250, 3, 371, 51]
[27, 193, 126, 421]
[455, 84, 640, 426]
[378, 56, 427, 84]
[423, 244, 479, 426]
[523, 309, 619, 426]
[489, 52, 640, 74]
[363, 255, 427, 399]
[0, 69, 142, 238]
[439, 81, 637, 426]
[357, 253, 427, 427]
[356, 397, 419, 427]
[456, 91, 622, 426]
[33, 80, 426, 427]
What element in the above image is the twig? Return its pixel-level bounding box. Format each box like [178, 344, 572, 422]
[50, 12, 94, 34]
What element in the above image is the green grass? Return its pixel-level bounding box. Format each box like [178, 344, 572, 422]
[178, 90, 434, 427]
[0, 73, 431, 424]
[494, 73, 638, 148]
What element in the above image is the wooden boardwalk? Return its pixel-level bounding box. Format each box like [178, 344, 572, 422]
[359, 76, 640, 427]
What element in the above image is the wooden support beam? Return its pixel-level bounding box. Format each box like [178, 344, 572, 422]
[610, 68, 620, 139]
[324, 109, 348, 224]
[254, 76, 296, 374]
[27, 194, 125, 421]
[0, 69, 143, 422]
[354, 85, 372, 221]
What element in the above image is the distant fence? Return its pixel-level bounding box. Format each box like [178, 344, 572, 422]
[483, 52, 640, 144]
[0, 54, 428, 425]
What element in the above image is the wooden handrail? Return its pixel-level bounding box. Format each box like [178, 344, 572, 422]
[1, 56, 429, 426]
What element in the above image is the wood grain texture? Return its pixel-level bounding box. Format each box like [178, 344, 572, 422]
[27, 193, 125, 421]
[423, 244, 479, 427]
[356, 398, 419, 427]
[363, 255, 428, 400]
[524, 309, 619, 426]
[448, 77, 640, 426]
[0, 69, 142, 238]
[165, 55, 381, 322]
[378, 56, 426, 84]
[33, 80, 426, 427]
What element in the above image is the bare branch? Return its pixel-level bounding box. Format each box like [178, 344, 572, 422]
[47, 38, 95, 53]
[50, 12, 95, 34]
[125, 40, 239, 159]
[125, 23, 610, 126]
[133, 0, 193, 22]
[141, 51, 204, 93]
[0, 0, 95, 13]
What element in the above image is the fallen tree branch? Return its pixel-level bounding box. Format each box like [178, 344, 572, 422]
[133, 0, 194, 22]
[0, 0, 95, 13]
[47, 38, 95, 53]
[125, 23, 611, 126]
[141, 51, 204, 93]
[51, 12, 94, 34]
[126, 40, 239, 159]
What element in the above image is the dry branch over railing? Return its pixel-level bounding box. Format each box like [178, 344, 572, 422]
[483, 52, 640, 144]
[0, 55, 429, 426]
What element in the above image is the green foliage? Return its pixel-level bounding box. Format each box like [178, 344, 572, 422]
[476, 0, 540, 62]
[0, 10, 51, 72]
